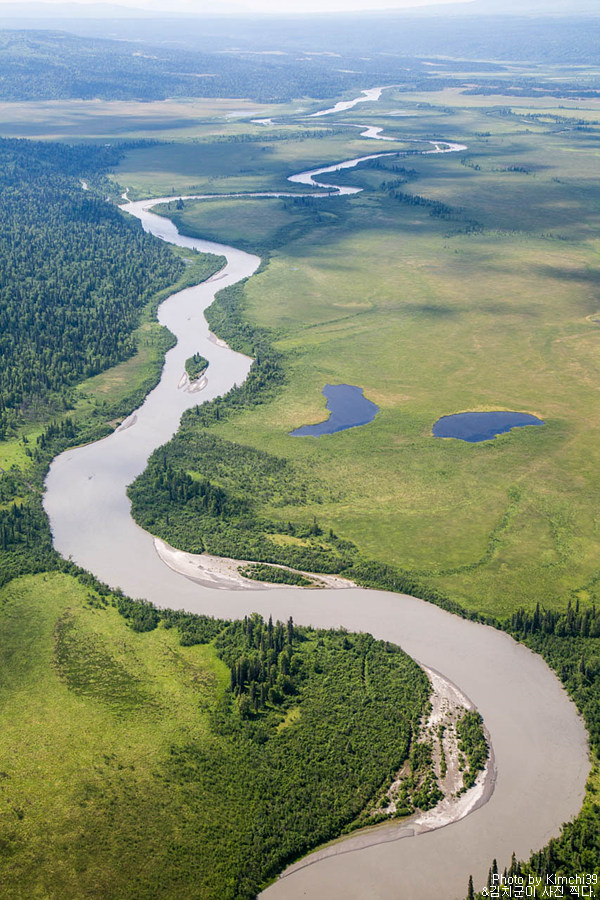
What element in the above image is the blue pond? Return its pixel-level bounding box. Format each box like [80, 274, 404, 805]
[290, 384, 378, 437]
[433, 411, 544, 443]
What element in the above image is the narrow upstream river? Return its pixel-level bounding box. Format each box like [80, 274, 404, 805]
[43, 94, 589, 899]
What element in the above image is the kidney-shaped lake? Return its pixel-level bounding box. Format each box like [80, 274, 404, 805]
[433, 410, 545, 443]
[290, 384, 378, 437]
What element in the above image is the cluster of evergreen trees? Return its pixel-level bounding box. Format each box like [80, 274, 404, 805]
[140, 457, 247, 520]
[128, 450, 355, 572]
[509, 599, 600, 639]
[470, 815, 600, 900]
[467, 598, 600, 897]
[0, 462, 55, 588]
[170, 616, 429, 895]
[0, 499, 51, 567]
[103, 597, 433, 895]
[381, 183, 484, 231]
[35, 417, 78, 452]
[238, 562, 313, 586]
[505, 599, 600, 750]
[456, 710, 489, 791]
[184, 352, 209, 381]
[221, 614, 297, 715]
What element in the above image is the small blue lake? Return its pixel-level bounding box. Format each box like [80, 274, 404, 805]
[290, 384, 378, 437]
[433, 411, 545, 443]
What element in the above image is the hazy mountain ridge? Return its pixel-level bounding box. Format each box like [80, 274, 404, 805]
[2, 13, 597, 67]
[0, 14, 599, 105]
[1, 0, 599, 67]
[1, 0, 598, 19]
[417, 0, 600, 16]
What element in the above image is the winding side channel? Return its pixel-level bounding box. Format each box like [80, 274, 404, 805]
[44, 125, 589, 899]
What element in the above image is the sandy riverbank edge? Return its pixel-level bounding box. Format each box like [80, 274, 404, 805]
[154, 537, 358, 591]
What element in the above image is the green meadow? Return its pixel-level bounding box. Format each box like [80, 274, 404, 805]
[0, 97, 279, 140]
[116, 130, 411, 200]
[154, 194, 340, 254]
[0, 573, 229, 897]
[116, 87, 600, 617]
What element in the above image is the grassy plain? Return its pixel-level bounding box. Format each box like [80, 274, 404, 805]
[155, 195, 340, 254]
[115, 131, 411, 199]
[124, 86, 600, 617]
[0, 573, 228, 897]
[0, 97, 280, 140]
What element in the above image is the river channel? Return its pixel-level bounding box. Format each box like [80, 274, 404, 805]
[43, 94, 589, 899]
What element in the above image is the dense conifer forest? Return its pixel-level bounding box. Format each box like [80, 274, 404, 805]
[0, 138, 183, 440]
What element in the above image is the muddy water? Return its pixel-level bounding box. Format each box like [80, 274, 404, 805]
[43, 111, 589, 899]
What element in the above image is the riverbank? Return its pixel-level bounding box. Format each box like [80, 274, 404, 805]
[154, 537, 357, 590]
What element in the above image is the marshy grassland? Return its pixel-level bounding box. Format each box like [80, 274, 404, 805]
[113, 85, 600, 616]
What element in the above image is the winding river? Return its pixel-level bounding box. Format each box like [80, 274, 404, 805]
[43, 93, 589, 899]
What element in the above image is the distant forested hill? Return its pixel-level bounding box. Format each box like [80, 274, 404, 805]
[0, 29, 382, 102]
[0, 138, 182, 439]
[0, 23, 598, 105]
[2, 12, 600, 75]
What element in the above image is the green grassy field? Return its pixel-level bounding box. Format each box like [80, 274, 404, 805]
[130, 89, 600, 617]
[0, 97, 281, 140]
[0, 573, 228, 897]
[115, 130, 412, 199]
[154, 194, 342, 254]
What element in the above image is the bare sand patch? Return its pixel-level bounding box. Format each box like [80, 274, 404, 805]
[154, 537, 357, 591]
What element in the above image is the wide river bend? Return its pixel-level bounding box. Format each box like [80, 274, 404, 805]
[44, 105, 589, 899]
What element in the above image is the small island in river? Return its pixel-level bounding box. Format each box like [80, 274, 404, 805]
[185, 352, 209, 382]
